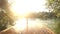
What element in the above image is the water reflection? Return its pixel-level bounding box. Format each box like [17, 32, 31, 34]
[0, 18, 54, 34]
[12, 18, 54, 34]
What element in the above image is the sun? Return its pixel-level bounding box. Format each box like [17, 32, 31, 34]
[8, 0, 47, 16]
[8, 0, 46, 32]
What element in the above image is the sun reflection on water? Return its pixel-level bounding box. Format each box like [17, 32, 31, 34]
[13, 18, 27, 31]
[13, 18, 45, 32]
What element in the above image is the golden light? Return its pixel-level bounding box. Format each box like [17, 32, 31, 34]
[28, 19, 44, 29]
[13, 18, 27, 31]
[13, 18, 44, 32]
[8, 0, 47, 16]
[8, 0, 47, 32]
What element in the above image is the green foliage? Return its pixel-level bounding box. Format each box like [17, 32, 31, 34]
[46, 0, 60, 18]
[46, 0, 60, 34]
[0, 0, 15, 31]
[29, 12, 57, 19]
[0, 9, 14, 31]
[54, 19, 60, 34]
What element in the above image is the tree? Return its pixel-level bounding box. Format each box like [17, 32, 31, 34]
[46, 0, 60, 34]
[0, 0, 15, 31]
[46, 0, 60, 18]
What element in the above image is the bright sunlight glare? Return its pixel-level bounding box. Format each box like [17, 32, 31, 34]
[8, 0, 48, 16]
[13, 18, 27, 31]
[13, 18, 44, 32]
[28, 19, 44, 29]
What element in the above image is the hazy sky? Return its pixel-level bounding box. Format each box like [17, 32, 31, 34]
[8, 0, 49, 15]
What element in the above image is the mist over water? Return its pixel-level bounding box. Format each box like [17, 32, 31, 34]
[15, 18, 54, 30]
[28, 18, 54, 27]
[13, 18, 54, 34]
[0, 18, 54, 34]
